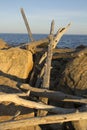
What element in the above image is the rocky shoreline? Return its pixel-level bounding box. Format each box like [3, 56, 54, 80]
[0, 37, 87, 130]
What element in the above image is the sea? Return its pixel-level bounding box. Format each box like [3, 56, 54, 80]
[0, 33, 87, 48]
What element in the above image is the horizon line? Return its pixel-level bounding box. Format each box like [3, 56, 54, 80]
[0, 32, 87, 35]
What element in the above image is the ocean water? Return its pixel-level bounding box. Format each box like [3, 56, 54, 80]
[0, 33, 87, 48]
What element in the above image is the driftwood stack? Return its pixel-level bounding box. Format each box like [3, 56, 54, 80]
[0, 8, 87, 130]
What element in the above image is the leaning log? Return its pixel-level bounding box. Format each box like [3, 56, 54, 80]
[21, 8, 34, 42]
[0, 93, 75, 114]
[20, 83, 87, 104]
[0, 111, 87, 130]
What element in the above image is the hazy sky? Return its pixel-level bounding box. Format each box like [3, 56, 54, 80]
[0, 0, 87, 34]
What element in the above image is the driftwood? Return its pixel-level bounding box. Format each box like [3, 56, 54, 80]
[53, 48, 75, 53]
[39, 23, 71, 64]
[42, 20, 54, 88]
[18, 37, 49, 54]
[33, 23, 71, 95]
[1, 8, 87, 130]
[53, 48, 87, 59]
[21, 8, 34, 42]
[0, 111, 87, 130]
[0, 93, 75, 114]
[17, 23, 71, 55]
[20, 84, 87, 104]
[37, 20, 54, 116]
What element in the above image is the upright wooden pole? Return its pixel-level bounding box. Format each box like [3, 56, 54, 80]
[42, 20, 54, 88]
[37, 20, 54, 116]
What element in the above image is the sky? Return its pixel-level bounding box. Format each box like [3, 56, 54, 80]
[0, 0, 87, 34]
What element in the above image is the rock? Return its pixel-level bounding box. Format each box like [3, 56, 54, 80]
[76, 44, 86, 49]
[0, 46, 36, 130]
[0, 39, 9, 49]
[0, 47, 33, 82]
[60, 54, 87, 96]
[57, 52, 87, 130]
[0, 75, 21, 93]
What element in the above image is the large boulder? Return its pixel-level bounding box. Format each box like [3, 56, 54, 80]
[60, 54, 87, 96]
[0, 47, 33, 82]
[57, 50, 87, 130]
[0, 46, 38, 130]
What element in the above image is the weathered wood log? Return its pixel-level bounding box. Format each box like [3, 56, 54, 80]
[20, 8, 34, 42]
[0, 91, 30, 97]
[0, 93, 75, 114]
[18, 37, 49, 52]
[18, 23, 71, 54]
[0, 111, 87, 130]
[37, 20, 54, 116]
[39, 23, 71, 64]
[29, 47, 74, 53]
[31, 48, 75, 87]
[20, 84, 87, 104]
[18, 24, 71, 54]
[53, 48, 87, 59]
[53, 48, 75, 53]
[42, 20, 54, 88]
[34, 23, 71, 90]
[34, 21, 55, 88]
[19, 46, 74, 54]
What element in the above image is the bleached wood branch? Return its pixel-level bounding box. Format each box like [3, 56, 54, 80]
[52, 23, 71, 48]
[0, 93, 75, 114]
[39, 23, 71, 64]
[42, 20, 54, 88]
[37, 20, 54, 116]
[20, 8, 34, 42]
[0, 92, 30, 97]
[1, 111, 87, 130]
